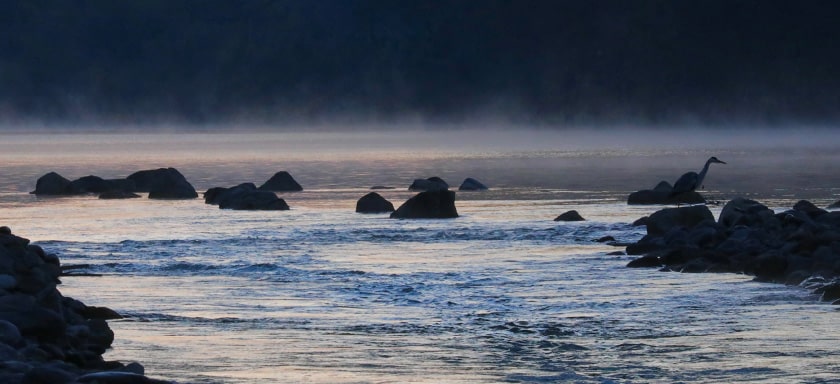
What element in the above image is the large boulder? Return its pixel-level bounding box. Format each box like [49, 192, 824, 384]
[408, 177, 449, 191]
[355, 192, 395, 213]
[258, 171, 303, 192]
[718, 197, 776, 229]
[627, 181, 705, 205]
[458, 178, 488, 191]
[127, 168, 198, 199]
[645, 205, 715, 236]
[390, 190, 458, 219]
[30, 172, 72, 195]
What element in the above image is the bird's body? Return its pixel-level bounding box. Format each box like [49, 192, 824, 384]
[671, 156, 726, 196]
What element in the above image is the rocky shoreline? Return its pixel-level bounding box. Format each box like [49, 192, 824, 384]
[0, 226, 172, 384]
[626, 198, 840, 304]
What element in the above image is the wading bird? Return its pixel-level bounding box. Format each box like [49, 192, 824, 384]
[671, 156, 727, 196]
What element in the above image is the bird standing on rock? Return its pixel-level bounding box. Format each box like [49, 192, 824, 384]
[671, 156, 727, 197]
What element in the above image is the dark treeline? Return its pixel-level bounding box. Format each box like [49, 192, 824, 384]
[1, 0, 839, 125]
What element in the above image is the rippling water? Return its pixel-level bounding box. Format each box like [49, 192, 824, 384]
[2, 131, 840, 383]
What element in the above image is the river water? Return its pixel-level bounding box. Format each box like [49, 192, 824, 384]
[1, 129, 839, 383]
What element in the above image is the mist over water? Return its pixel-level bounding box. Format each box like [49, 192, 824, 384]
[2, 126, 839, 202]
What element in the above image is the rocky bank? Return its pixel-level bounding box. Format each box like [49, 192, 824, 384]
[626, 198, 840, 303]
[0, 226, 172, 383]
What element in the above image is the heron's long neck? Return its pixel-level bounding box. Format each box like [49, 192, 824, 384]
[697, 159, 713, 186]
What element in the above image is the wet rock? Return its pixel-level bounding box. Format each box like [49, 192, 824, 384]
[391, 190, 458, 219]
[205, 183, 256, 205]
[355, 192, 395, 213]
[718, 197, 776, 229]
[458, 177, 488, 191]
[408, 177, 449, 191]
[370, 186, 395, 190]
[219, 190, 289, 211]
[68, 176, 134, 194]
[627, 180, 705, 205]
[793, 200, 827, 219]
[645, 205, 714, 236]
[626, 254, 663, 268]
[1, 227, 174, 383]
[554, 210, 585, 222]
[626, 197, 840, 298]
[258, 171, 303, 192]
[30, 172, 72, 195]
[127, 168, 198, 199]
[596, 236, 616, 243]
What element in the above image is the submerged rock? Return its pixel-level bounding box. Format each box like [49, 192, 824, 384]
[355, 192, 395, 213]
[258, 171, 303, 192]
[390, 190, 458, 219]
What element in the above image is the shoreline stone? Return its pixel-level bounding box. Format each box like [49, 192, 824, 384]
[0, 227, 172, 384]
[626, 197, 840, 303]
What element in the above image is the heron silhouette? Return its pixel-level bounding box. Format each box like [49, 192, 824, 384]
[670, 156, 726, 197]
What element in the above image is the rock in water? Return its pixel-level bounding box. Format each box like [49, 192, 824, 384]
[390, 190, 458, 219]
[408, 177, 449, 191]
[554, 210, 585, 221]
[204, 183, 257, 205]
[205, 183, 290, 210]
[627, 180, 706, 205]
[458, 178, 488, 191]
[219, 190, 290, 211]
[258, 171, 303, 191]
[31, 172, 72, 195]
[355, 192, 395, 213]
[127, 168, 198, 199]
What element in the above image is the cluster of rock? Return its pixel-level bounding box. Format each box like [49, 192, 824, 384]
[354, 176, 485, 218]
[204, 183, 289, 211]
[202, 171, 302, 210]
[32, 168, 197, 200]
[0, 226, 171, 383]
[407, 177, 488, 192]
[626, 197, 840, 303]
[627, 181, 705, 205]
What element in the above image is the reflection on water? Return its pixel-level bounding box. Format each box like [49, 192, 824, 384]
[2, 131, 840, 383]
